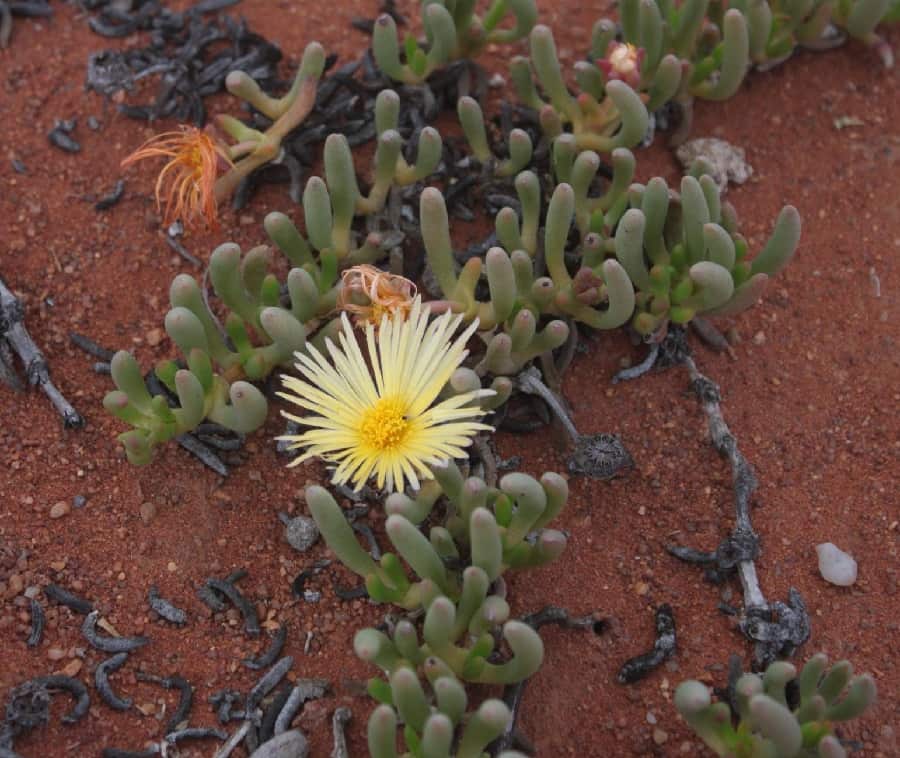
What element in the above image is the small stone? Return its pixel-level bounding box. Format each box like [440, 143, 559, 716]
[167, 561, 178, 573]
[49, 501, 71, 519]
[72, 495, 87, 509]
[9, 574, 24, 594]
[283, 515, 320, 553]
[47, 647, 66, 661]
[652, 728, 669, 745]
[146, 329, 163, 347]
[674, 137, 752, 193]
[816, 543, 857, 586]
[61, 659, 83, 677]
[488, 73, 506, 89]
[752, 331, 766, 345]
[139, 502, 157, 524]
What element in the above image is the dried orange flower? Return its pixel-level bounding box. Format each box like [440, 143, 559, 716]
[121, 126, 232, 229]
[338, 265, 417, 328]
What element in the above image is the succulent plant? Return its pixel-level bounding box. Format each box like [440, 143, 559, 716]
[737, 0, 895, 69]
[104, 236, 346, 464]
[307, 463, 568, 682]
[419, 181, 634, 376]
[675, 654, 878, 757]
[372, 0, 538, 84]
[615, 169, 800, 336]
[511, 24, 649, 151]
[368, 683, 523, 758]
[457, 96, 534, 177]
[215, 41, 327, 201]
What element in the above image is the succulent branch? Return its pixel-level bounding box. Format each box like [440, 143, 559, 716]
[215, 41, 327, 201]
[512, 25, 649, 152]
[372, 0, 537, 84]
[104, 236, 342, 464]
[617, 171, 800, 336]
[675, 654, 877, 757]
[458, 96, 534, 177]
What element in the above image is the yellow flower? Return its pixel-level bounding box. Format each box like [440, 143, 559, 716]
[597, 42, 644, 88]
[121, 126, 231, 229]
[338, 264, 417, 328]
[277, 298, 493, 493]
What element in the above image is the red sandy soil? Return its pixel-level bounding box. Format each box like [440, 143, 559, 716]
[1, 1, 898, 756]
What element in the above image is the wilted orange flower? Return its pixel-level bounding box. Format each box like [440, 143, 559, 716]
[121, 126, 231, 229]
[338, 265, 417, 328]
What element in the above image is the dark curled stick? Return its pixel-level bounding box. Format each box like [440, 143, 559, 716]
[26, 598, 44, 647]
[617, 604, 677, 684]
[164, 727, 227, 745]
[331, 706, 352, 758]
[245, 657, 294, 722]
[0, 278, 83, 428]
[258, 682, 293, 744]
[673, 354, 810, 666]
[95, 653, 133, 711]
[135, 672, 193, 733]
[18, 676, 90, 725]
[272, 679, 329, 735]
[205, 577, 260, 636]
[101, 748, 159, 758]
[176, 433, 229, 476]
[243, 624, 287, 670]
[148, 586, 187, 625]
[95, 179, 126, 211]
[69, 332, 115, 361]
[209, 690, 243, 724]
[332, 579, 367, 600]
[44, 584, 93, 614]
[82, 611, 149, 653]
[612, 342, 660, 384]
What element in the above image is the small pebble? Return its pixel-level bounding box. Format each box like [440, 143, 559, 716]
[73, 495, 87, 509]
[816, 543, 857, 586]
[47, 647, 66, 661]
[50, 501, 71, 519]
[653, 728, 669, 745]
[167, 562, 178, 573]
[283, 515, 319, 553]
[140, 502, 157, 524]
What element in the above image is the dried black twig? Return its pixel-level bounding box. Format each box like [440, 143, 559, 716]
[164, 727, 227, 745]
[82, 611, 150, 653]
[0, 278, 84, 428]
[26, 598, 44, 648]
[7, 676, 90, 727]
[44, 584, 93, 614]
[95, 653, 133, 711]
[243, 625, 287, 670]
[617, 604, 677, 684]
[331, 706, 352, 758]
[101, 747, 160, 758]
[668, 353, 810, 667]
[272, 679, 328, 736]
[245, 657, 294, 722]
[70, 331, 116, 361]
[148, 585, 187, 625]
[209, 690, 243, 724]
[612, 342, 660, 384]
[95, 179, 126, 211]
[85, 10, 281, 126]
[204, 576, 260, 635]
[332, 579, 367, 601]
[213, 721, 251, 758]
[135, 672, 193, 734]
[258, 682, 293, 744]
[521, 605, 598, 631]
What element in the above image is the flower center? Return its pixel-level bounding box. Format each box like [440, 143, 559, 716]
[359, 397, 410, 451]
